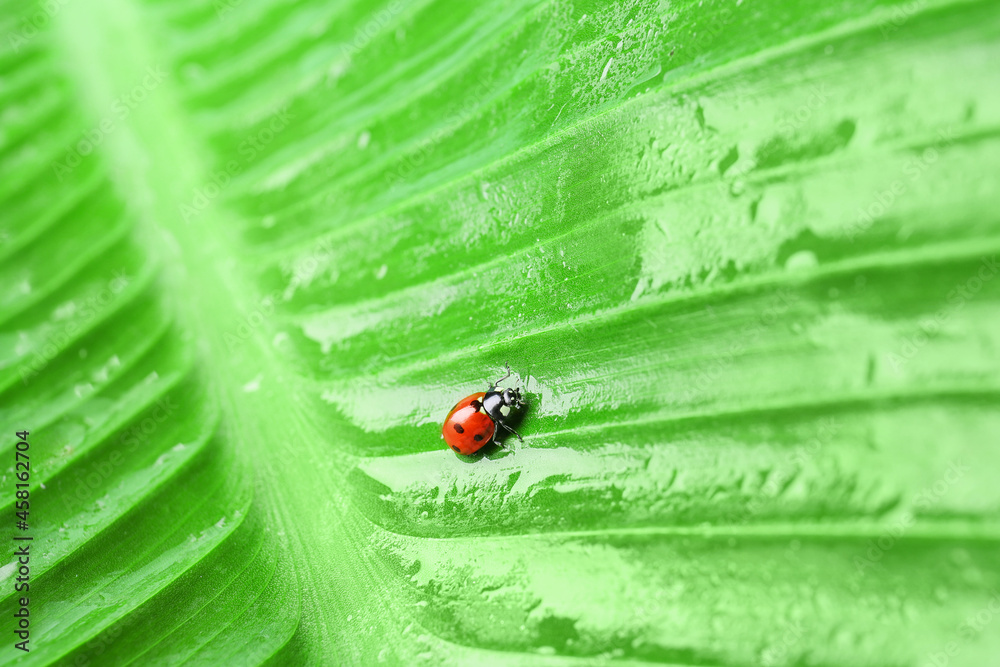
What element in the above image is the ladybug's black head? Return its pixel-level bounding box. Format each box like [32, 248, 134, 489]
[501, 387, 525, 408]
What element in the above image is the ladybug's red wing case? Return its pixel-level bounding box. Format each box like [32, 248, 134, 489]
[442, 392, 495, 455]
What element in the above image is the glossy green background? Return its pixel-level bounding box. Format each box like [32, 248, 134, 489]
[2, 0, 999, 664]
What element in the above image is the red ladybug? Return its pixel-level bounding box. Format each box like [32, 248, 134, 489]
[442, 365, 526, 455]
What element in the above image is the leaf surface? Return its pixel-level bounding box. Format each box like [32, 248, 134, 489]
[2, 0, 1000, 664]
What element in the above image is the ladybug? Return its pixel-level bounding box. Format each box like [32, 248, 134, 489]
[442, 364, 526, 455]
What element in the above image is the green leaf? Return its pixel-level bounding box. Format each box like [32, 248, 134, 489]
[3, 0, 1000, 664]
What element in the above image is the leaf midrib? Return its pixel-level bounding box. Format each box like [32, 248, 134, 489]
[51, 0, 386, 659]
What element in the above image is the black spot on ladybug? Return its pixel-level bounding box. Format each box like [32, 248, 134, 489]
[474, 434, 484, 442]
[470, 400, 482, 410]
[450, 445, 461, 453]
[453, 423, 464, 434]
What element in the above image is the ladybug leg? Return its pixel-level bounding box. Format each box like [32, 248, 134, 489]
[497, 421, 524, 443]
[489, 429, 507, 449]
